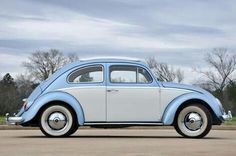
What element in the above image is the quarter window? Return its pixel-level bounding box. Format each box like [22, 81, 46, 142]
[68, 66, 103, 83]
[110, 65, 152, 83]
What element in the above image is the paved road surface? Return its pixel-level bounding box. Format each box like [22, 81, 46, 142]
[0, 129, 235, 156]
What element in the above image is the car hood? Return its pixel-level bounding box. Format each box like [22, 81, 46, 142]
[161, 82, 213, 97]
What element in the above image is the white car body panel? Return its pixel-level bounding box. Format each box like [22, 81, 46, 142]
[160, 88, 192, 116]
[107, 86, 160, 122]
[60, 86, 106, 122]
[61, 86, 192, 123]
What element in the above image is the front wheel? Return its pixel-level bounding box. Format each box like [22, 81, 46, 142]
[174, 104, 212, 138]
[39, 105, 77, 137]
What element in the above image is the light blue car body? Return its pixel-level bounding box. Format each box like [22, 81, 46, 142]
[15, 59, 226, 126]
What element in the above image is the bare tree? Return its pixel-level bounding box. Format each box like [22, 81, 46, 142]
[196, 48, 236, 93]
[146, 57, 184, 83]
[176, 69, 184, 83]
[67, 53, 79, 63]
[23, 49, 79, 81]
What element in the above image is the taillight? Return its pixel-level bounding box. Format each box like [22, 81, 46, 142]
[22, 99, 28, 110]
[23, 102, 27, 110]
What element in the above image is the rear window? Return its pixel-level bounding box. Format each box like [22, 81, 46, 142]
[68, 65, 103, 83]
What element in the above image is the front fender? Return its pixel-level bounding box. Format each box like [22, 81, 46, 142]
[162, 92, 222, 125]
[21, 91, 85, 125]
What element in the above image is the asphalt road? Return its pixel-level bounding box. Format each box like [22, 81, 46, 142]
[0, 129, 235, 156]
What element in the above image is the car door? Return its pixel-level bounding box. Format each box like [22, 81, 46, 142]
[106, 63, 161, 122]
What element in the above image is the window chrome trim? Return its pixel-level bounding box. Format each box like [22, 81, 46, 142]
[109, 65, 153, 84]
[67, 64, 104, 84]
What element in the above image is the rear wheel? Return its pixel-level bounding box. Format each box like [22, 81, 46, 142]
[39, 105, 77, 137]
[174, 104, 212, 138]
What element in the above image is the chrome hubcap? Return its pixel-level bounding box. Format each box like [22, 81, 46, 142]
[184, 112, 202, 131]
[48, 112, 67, 130]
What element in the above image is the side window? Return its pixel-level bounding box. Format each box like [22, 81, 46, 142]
[110, 65, 152, 83]
[68, 65, 103, 83]
[138, 68, 152, 83]
[110, 66, 136, 83]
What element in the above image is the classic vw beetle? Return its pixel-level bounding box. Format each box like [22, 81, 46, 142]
[6, 58, 232, 138]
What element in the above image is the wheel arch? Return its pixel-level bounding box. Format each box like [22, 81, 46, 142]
[173, 99, 219, 125]
[162, 92, 222, 125]
[35, 100, 78, 125]
[21, 91, 85, 126]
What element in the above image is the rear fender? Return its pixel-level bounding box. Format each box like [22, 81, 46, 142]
[21, 91, 85, 125]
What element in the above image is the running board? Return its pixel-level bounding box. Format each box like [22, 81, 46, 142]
[84, 122, 164, 126]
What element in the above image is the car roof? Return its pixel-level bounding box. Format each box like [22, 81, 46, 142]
[78, 57, 144, 63]
[65, 57, 147, 69]
[40, 57, 148, 90]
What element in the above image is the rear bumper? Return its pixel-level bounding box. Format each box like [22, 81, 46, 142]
[221, 111, 232, 121]
[5, 113, 24, 125]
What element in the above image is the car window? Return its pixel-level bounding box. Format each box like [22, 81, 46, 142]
[110, 66, 136, 83]
[110, 65, 152, 83]
[138, 68, 152, 83]
[68, 66, 103, 83]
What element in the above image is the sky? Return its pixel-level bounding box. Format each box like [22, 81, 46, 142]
[0, 0, 236, 83]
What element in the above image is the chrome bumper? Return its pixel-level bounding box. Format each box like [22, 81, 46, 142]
[5, 113, 24, 125]
[221, 111, 232, 121]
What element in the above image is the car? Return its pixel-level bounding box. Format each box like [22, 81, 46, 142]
[6, 58, 232, 138]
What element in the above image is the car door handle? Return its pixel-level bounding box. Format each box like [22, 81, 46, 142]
[107, 89, 119, 92]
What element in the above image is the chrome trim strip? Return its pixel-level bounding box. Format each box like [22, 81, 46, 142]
[84, 122, 164, 126]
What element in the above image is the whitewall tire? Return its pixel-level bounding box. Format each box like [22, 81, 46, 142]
[174, 104, 212, 138]
[39, 105, 76, 137]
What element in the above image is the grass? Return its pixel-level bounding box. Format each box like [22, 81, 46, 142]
[0, 116, 5, 125]
[224, 116, 236, 125]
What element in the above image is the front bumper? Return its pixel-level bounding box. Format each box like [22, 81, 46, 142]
[5, 113, 24, 125]
[221, 111, 232, 121]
